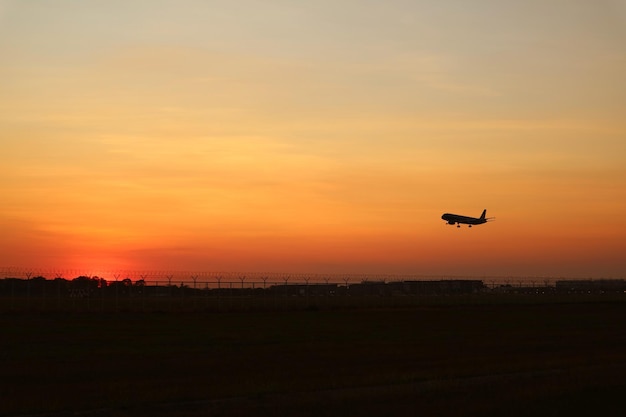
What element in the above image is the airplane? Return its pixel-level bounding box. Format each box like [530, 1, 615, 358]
[441, 209, 493, 228]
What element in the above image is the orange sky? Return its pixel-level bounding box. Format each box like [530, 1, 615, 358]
[1, 1, 625, 278]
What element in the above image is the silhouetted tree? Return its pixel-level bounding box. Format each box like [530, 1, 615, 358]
[29, 276, 47, 295]
[94, 277, 107, 288]
[72, 276, 99, 291]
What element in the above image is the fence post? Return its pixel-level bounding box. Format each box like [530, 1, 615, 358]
[205, 281, 209, 309]
[140, 274, 148, 312]
[167, 275, 173, 312]
[113, 274, 120, 312]
[304, 277, 310, 307]
[180, 281, 185, 312]
[55, 273, 63, 311]
[229, 281, 233, 311]
[216, 277, 222, 312]
[26, 272, 32, 312]
[283, 276, 290, 310]
[192, 275, 198, 311]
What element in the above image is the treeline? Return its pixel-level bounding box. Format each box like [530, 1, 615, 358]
[0, 277, 485, 297]
[0, 276, 143, 296]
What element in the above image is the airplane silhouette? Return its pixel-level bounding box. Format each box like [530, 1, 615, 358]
[441, 209, 493, 228]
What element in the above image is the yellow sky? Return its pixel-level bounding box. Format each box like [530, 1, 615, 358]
[1, 1, 625, 278]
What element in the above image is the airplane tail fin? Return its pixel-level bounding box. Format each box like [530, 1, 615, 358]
[479, 209, 486, 220]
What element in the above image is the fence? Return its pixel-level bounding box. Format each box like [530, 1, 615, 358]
[2, 272, 624, 312]
[0, 266, 574, 284]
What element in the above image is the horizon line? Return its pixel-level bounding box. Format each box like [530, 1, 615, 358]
[1, 267, 622, 282]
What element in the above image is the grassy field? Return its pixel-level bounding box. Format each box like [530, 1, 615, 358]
[2, 299, 626, 416]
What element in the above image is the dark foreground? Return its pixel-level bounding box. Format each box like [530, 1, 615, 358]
[2, 300, 626, 416]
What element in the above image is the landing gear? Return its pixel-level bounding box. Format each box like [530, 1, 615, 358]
[469, 225, 472, 228]
[457, 224, 460, 228]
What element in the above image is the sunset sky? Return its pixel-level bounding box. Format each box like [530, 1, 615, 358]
[1, 0, 625, 278]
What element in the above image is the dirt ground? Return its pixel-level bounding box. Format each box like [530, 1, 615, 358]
[2, 299, 626, 416]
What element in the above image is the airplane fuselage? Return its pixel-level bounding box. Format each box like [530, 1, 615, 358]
[441, 209, 489, 227]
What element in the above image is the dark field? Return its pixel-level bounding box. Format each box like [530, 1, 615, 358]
[2, 299, 626, 416]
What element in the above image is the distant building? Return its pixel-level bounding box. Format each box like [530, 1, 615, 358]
[556, 279, 626, 293]
[348, 280, 485, 296]
[401, 280, 485, 295]
[267, 284, 338, 296]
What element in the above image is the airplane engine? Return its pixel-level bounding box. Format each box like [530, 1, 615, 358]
[448, 221, 455, 225]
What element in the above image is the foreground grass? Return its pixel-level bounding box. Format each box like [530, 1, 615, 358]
[2, 301, 626, 416]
